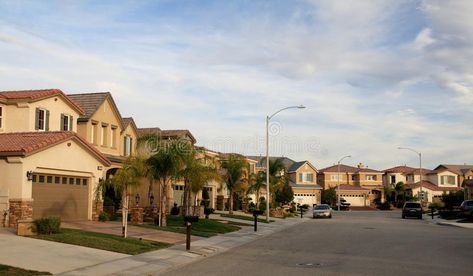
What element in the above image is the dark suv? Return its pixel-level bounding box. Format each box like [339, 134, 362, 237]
[402, 202, 422, 219]
[460, 200, 473, 217]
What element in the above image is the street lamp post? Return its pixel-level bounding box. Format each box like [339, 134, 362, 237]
[337, 155, 352, 211]
[266, 105, 305, 222]
[398, 147, 423, 204]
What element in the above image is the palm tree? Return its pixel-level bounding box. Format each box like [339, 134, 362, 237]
[394, 181, 406, 204]
[179, 147, 221, 215]
[247, 171, 266, 208]
[102, 156, 143, 238]
[221, 154, 249, 214]
[267, 158, 288, 206]
[147, 140, 186, 227]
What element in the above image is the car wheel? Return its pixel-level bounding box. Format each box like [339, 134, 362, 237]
[313, 216, 316, 219]
[329, 215, 332, 219]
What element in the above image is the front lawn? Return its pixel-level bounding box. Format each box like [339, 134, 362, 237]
[136, 216, 242, 237]
[31, 228, 170, 255]
[0, 264, 51, 275]
[220, 214, 274, 223]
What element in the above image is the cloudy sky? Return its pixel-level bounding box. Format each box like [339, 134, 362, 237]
[1, 0, 472, 170]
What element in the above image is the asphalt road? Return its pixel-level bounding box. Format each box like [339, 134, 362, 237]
[164, 211, 473, 276]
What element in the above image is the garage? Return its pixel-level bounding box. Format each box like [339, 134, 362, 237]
[32, 173, 90, 221]
[340, 194, 367, 207]
[294, 193, 318, 206]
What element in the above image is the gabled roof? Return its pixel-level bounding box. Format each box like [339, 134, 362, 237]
[407, 181, 462, 192]
[434, 164, 473, 176]
[246, 156, 297, 171]
[67, 92, 124, 128]
[319, 164, 382, 174]
[288, 160, 318, 173]
[383, 165, 435, 175]
[0, 131, 110, 165]
[122, 117, 138, 135]
[137, 128, 196, 144]
[0, 89, 84, 115]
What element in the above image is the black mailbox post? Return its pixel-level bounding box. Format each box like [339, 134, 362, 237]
[183, 215, 199, 250]
[252, 210, 264, 232]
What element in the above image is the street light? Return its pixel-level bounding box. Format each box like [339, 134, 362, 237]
[337, 155, 352, 211]
[266, 105, 305, 222]
[398, 147, 423, 204]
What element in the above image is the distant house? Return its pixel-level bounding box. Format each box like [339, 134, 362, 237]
[247, 156, 322, 206]
[318, 163, 384, 207]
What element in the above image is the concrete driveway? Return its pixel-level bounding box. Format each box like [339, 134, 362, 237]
[0, 228, 127, 274]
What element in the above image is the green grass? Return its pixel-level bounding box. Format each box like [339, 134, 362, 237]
[31, 228, 170, 255]
[136, 216, 242, 237]
[220, 214, 274, 223]
[0, 264, 51, 275]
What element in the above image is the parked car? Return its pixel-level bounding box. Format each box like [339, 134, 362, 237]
[402, 202, 422, 219]
[313, 204, 332, 219]
[460, 200, 473, 217]
[340, 198, 351, 210]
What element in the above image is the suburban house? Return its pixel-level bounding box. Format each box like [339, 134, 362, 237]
[0, 89, 112, 227]
[248, 156, 322, 206]
[317, 163, 384, 207]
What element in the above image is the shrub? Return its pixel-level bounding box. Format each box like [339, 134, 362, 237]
[33, 216, 61, 234]
[259, 198, 267, 212]
[98, 212, 109, 222]
[204, 207, 214, 219]
[378, 201, 391, 210]
[216, 195, 224, 211]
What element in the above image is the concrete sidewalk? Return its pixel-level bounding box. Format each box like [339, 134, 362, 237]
[427, 216, 473, 229]
[0, 228, 128, 274]
[59, 216, 309, 275]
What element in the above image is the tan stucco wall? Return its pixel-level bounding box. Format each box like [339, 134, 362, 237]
[1, 97, 80, 133]
[430, 171, 458, 187]
[119, 123, 138, 157]
[292, 163, 317, 185]
[0, 139, 107, 220]
[383, 173, 407, 185]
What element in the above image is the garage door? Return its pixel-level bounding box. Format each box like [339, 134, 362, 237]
[32, 173, 89, 221]
[294, 193, 317, 205]
[341, 195, 366, 207]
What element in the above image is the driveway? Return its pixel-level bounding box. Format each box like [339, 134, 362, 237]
[0, 228, 127, 274]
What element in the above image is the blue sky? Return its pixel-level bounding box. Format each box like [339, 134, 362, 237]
[1, 0, 473, 169]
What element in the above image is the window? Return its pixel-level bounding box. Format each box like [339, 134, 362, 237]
[32, 174, 37, 182]
[61, 114, 73, 131]
[124, 136, 132, 156]
[101, 124, 108, 146]
[299, 173, 303, 182]
[440, 175, 456, 185]
[91, 122, 98, 144]
[407, 175, 414, 182]
[54, 176, 60, 184]
[69, 177, 75, 185]
[38, 175, 45, 183]
[46, 175, 52, 183]
[366, 175, 377, 181]
[330, 175, 340, 181]
[0, 106, 3, 129]
[82, 179, 88, 186]
[62, 177, 67, 184]
[351, 175, 356, 181]
[111, 126, 117, 148]
[76, 178, 81, 185]
[390, 175, 396, 184]
[35, 108, 49, 131]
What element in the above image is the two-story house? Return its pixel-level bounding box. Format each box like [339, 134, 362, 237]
[317, 163, 384, 207]
[0, 89, 111, 227]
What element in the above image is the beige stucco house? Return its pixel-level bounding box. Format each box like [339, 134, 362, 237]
[0, 89, 111, 227]
[317, 163, 384, 207]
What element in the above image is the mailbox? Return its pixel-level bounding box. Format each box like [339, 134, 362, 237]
[253, 210, 264, 216]
[184, 215, 199, 223]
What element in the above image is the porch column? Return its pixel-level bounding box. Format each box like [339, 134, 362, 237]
[8, 198, 33, 228]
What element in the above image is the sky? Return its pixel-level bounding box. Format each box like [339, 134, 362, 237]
[1, 0, 473, 170]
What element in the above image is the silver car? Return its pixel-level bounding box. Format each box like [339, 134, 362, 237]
[313, 204, 332, 219]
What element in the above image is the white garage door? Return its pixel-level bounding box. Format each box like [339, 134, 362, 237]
[341, 195, 366, 207]
[32, 173, 89, 221]
[294, 193, 317, 205]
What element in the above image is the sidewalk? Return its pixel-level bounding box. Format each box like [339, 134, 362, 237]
[427, 216, 473, 229]
[59, 216, 309, 275]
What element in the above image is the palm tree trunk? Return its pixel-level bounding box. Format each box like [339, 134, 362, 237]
[256, 190, 260, 208]
[229, 191, 234, 214]
[161, 178, 168, 227]
[122, 192, 128, 238]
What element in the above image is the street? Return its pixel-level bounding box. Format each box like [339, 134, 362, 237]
[164, 211, 473, 276]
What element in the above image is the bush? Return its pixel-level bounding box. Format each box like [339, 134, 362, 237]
[33, 216, 61, 234]
[216, 195, 224, 211]
[204, 207, 214, 219]
[378, 201, 391, 210]
[98, 212, 109, 222]
[259, 198, 267, 212]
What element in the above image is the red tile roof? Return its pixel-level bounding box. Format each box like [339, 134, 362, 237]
[319, 164, 382, 174]
[339, 184, 369, 191]
[137, 128, 196, 143]
[383, 166, 435, 175]
[0, 131, 110, 165]
[0, 89, 85, 115]
[408, 181, 462, 192]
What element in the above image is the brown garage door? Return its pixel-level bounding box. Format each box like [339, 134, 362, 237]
[32, 174, 89, 221]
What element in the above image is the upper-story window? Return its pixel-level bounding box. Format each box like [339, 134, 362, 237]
[406, 175, 414, 182]
[351, 175, 356, 181]
[111, 126, 117, 148]
[91, 121, 98, 144]
[61, 114, 73, 131]
[390, 175, 396, 184]
[330, 174, 340, 181]
[366, 175, 377, 181]
[124, 135, 132, 156]
[35, 108, 49, 131]
[0, 106, 3, 129]
[101, 123, 108, 147]
[440, 175, 456, 185]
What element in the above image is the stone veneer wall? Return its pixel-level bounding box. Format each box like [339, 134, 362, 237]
[92, 200, 104, 221]
[8, 199, 33, 228]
